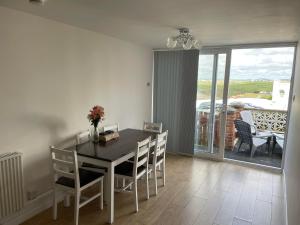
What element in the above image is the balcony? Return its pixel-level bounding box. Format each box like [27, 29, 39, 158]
[195, 105, 286, 168]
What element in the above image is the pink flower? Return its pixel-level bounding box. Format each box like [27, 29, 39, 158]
[87, 105, 104, 127]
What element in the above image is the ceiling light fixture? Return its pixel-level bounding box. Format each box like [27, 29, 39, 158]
[29, 0, 47, 5]
[167, 28, 201, 50]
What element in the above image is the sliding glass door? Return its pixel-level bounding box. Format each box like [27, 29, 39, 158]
[194, 44, 295, 169]
[224, 46, 295, 168]
[194, 49, 231, 159]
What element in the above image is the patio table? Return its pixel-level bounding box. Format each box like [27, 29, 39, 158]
[255, 130, 273, 138]
[273, 133, 285, 149]
[253, 130, 274, 154]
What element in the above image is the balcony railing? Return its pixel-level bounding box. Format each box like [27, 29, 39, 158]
[248, 108, 287, 133]
[195, 107, 287, 150]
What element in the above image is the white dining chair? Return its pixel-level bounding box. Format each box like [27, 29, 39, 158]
[114, 137, 151, 212]
[143, 122, 162, 133]
[50, 146, 104, 225]
[76, 130, 90, 145]
[103, 123, 119, 132]
[149, 130, 168, 195]
[76, 131, 107, 182]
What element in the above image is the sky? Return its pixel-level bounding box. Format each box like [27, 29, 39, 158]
[198, 47, 295, 80]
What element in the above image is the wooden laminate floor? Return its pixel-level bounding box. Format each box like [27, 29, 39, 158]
[22, 155, 284, 225]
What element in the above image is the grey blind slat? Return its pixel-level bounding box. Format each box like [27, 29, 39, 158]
[153, 50, 199, 154]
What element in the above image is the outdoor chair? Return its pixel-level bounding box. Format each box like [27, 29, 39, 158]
[234, 120, 269, 157]
[240, 110, 257, 134]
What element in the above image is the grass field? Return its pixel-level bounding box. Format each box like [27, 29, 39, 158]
[197, 80, 273, 100]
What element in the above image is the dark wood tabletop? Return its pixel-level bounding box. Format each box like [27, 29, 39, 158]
[70, 129, 156, 162]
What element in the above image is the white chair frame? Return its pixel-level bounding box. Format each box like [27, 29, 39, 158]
[75, 131, 108, 199]
[114, 137, 151, 212]
[76, 130, 90, 145]
[103, 123, 119, 132]
[76, 130, 106, 172]
[50, 146, 104, 225]
[143, 122, 162, 133]
[149, 130, 168, 195]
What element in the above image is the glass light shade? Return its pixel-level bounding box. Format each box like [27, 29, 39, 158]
[166, 37, 177, 48]
[182, 39, 193, 50]
[193, 40, 202, 49]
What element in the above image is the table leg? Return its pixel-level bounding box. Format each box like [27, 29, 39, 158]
[63, 195, 70, 207]
[267, 136, 271, 155]
[272, 136, 277, 154]
[107, 164, 114, 224]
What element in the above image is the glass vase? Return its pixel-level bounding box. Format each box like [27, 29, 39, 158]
[91, 126, 99, 143]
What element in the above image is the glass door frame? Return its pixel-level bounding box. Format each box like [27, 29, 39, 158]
[196, 42, 296, 171]
[195, 47, 232, 160]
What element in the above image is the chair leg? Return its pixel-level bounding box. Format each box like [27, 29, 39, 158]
[100, 179, 103, 210]
[162, 159, 166, 187]
[133, 182, 138, 212]
[64, 194, 71, 207]
[146, 170, 149, 200]
[52, 187, 57, 220]
[272, 136, 277, 154]
[104, 174, 108, 204]
[122, 178, 126, 188]
[154, 167, 158, 196]
[250, 145, 257, 158]
[237, 140, 243, 152]
[116, 177, 119, 188]
[74, 192, 80, 225]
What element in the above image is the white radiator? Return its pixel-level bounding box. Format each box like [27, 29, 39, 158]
[0, 152, 24, 219]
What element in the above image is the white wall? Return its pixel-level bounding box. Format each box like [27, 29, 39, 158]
[0, 6, 153, 198]
[284, 46, 300, 225]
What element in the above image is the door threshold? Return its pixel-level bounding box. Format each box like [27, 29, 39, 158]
[193, 152, 223, 162]
[224, 158, 282, 173]
[168, 151, 282, 173]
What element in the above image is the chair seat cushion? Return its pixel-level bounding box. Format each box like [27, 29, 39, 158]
[81, 162, 108, 172]
[253, 137, 267, 147]
[115, 161, 146, 177]
[149, 155, 164, 164]
[56, 168, 104, 188]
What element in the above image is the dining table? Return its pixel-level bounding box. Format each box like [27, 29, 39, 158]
[68, 128, 157, 224]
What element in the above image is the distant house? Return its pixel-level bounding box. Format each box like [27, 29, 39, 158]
[272, 80, 290, 110]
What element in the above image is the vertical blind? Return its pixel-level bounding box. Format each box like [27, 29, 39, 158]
[153, 50, 199, 154]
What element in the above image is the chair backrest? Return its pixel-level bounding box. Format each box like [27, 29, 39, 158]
[234, 120, 253, 146]
[103, 123, 119, 132]
[152, 130, 168, 165]
[133, 137, 151, 177]
[143, 122, 162, 133]
[50, 146, 79, 188]
[240, 110, 256, 133]
[76, 130, 90, 144]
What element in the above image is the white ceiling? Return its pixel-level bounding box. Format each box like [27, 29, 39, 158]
[1, 0, 300, 48]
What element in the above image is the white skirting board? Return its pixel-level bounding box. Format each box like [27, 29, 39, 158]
[283, 170, 288, 225]
[0, 190, 64, 225]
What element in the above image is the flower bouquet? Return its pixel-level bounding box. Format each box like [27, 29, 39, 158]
[87, 105, 104, 142]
